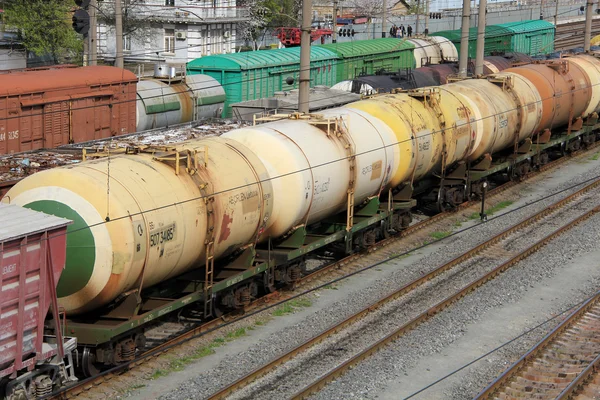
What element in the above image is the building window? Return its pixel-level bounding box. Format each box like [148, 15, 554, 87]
[165, 0, 174, 6]
[123, 35, 131, 51]
[164, 29, 175, 54]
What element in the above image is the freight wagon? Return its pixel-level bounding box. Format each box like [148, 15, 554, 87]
[331, 53, 533, 94]
[0, 67, 137, 155]
[4, 52, 600, 379]
[187, 37, 460, 117]
[434, 20, 555, 58]
[0, 65, 226, 155]
[0, 204, 76, 399]
[186, 46, 342, 117]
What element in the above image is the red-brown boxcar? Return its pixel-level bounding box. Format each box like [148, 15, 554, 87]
[0, 203, 77, 398]
[0, 66, 137, 155]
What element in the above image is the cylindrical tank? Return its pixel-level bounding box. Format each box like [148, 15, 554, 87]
[222, 109, 397, 237]
[482, 56, 512, 74]
[564, 55, 600, 117]
[346, 86, 478, 186]
[5, 137, 273, 314]
[505, 61, 591, 132]
[429, 36, 459, 62]
[136, 74, 225, 131]
[445, 78, 533, 160]
[409, 38, 442, 68]
[426, 63, 459, 84]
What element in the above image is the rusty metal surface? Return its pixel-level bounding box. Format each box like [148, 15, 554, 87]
[477, 291, 600, 399]
[0, 66, 137, 155]
[0, 221, 69, 378]
[506, 62, 591, 133]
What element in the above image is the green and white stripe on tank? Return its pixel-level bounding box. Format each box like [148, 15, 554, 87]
[14, 186, 112, 312]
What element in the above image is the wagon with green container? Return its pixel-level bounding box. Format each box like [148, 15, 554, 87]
[433, 25, 514, 58]
[186, 46, 338, 117]
[497, 20, 555, 55]
[319, 38, 416, 82]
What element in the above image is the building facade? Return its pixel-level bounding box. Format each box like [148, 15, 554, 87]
[97, 0, 249, 64]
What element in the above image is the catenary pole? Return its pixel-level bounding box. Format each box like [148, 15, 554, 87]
[115, 0, 124, 68]
[458, 0, 471, 77]
[298, 0, 311, 113]
[585, 0, 594, 51]
[475, 0, 486, 75]
[90, 0, 97, 66]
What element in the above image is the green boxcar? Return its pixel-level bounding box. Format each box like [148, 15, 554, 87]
[433, 25, 513, 58]
[497, 20, 555, 55]
[187, 46, 338, 117]
[319, 38, 416, 82]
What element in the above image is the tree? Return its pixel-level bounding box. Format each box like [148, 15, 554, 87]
[238, 0, 301, 48]
[4, 0, 82, 64]
[97, 0, 153, 42]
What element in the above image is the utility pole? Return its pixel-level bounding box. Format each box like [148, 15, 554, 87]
[540, 0, 544, 19]
[416, 0, 420, 34]
[298, 0, 311, 113]
[458, 0, 470, 77]
[425, 0, 430, 34]
[333, 0, 338, 43]
[115, 0, 124, 68]
[475, 0, 486, 75]
[585, 0, 594, 51]
[554, 0, 559, 26]
[90, 0, 97, 66]
[382, 0, 387, 37]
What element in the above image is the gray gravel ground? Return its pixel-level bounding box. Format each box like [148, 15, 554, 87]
[126, 155, 600, 400]
[225, 189, 600, 399]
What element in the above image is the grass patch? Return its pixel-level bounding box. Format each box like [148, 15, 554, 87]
[430, 231, 451, 240]
[272, 298, 312, 316]
[323, 284, 339, 290]
[255, 320, 265, 326]
[226, 327, 247, 341]
[590, 152, 600, 161]
[150, 369, 168, 380]
[469, 200, 514, 220]
[453, 220, 463, 228]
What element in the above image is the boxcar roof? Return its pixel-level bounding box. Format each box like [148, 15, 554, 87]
[0, 203, 72, 243]
[0, 66, 138, 96]
[187, 46, 337, 71]
[320, 38, 415, 58]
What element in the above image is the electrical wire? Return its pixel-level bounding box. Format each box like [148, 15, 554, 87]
[403, 291, 597, 399]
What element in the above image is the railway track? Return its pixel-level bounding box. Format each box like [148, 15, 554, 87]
[475, 290, 600, 399]
[54, 144, 599, 399]
[555, 17, 600, 50]
[206, 176, 600, 399]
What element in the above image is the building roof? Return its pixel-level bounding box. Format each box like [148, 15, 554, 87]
[187, 46, 338, 71]
[0, 203, 72, 243]
[319, 38, 415, 58]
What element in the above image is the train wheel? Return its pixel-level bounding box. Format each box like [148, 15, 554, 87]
[81, 347, 100, 378]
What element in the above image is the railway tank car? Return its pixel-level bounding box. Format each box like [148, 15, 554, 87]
[135, 66, 226, 131]
[331, 53, 533, 94]
[4, 53, 600, 373]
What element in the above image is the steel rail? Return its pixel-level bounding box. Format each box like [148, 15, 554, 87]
[206, 177, 600, 400]
[291, 205, 600, 400]
[475, 291, 600, 399]
[556, 352, 600, 399]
